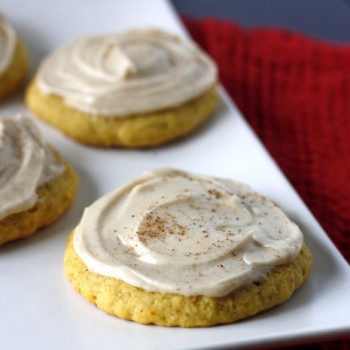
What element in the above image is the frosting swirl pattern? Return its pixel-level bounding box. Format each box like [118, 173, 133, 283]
[37, 28, 217, 117]
[0, 115, 64, 221]
[74, 169, 303, 297]
[0, 14, 16, 75]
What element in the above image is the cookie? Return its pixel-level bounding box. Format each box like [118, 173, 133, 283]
[0, 15, 28, 100]
[25, 28, 218, 147]
[64, 169, 312, 327]
[0, 115, 78, 245]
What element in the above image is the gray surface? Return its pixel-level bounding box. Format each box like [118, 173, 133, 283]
[171, 0, 350, 43]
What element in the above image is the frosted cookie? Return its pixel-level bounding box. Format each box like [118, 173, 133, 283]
[25, 28, 218, 148]
[0, 115, 78, 245]
[0, 14, 28, 100]
[64, 169, 312, 327]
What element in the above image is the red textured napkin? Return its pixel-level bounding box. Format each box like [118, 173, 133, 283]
[181, 16, 350, 350]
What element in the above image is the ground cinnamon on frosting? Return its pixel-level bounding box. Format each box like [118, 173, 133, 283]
[74, 169, 304, 297]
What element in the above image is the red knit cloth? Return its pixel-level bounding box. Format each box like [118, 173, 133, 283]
[181, 16, 350, 350]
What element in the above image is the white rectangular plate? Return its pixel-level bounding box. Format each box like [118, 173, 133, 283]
[1, 1, 350, 349]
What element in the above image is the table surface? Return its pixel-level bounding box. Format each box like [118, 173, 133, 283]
[171, 0, 350, 43]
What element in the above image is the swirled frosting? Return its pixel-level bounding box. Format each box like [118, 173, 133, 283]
[0, 115, 65, 221]
[74, 168, 303, 297]
[36, 28, 217, 117]
[0, 14, 16, 75]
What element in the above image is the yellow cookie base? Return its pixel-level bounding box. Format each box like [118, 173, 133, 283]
[0, 152, 78, 245]
[0, 38, 28, 101]
[64, 232, 312, 327]
[25, 81, 218, 148]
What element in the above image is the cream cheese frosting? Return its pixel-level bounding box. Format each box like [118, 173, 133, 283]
[0, 115, 64, 221]
[0, 14, 17, 75]
[74, 168, 303, 297]
[36, 28, 217, 117]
